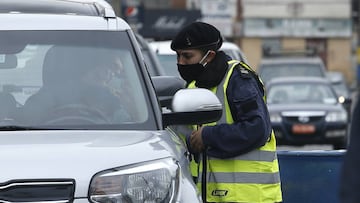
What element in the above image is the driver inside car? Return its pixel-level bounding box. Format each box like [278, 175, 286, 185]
[21, 46, 131, 125]
[79, 52, 131, 123]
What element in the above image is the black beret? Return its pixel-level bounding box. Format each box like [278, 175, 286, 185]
[171, 22, 223, 51]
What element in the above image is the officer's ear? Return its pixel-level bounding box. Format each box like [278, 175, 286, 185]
[203, 50, 216, 64]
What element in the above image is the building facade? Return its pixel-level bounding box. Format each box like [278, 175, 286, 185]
[241, 0, 354, 84]
[109, 0, 355, 84]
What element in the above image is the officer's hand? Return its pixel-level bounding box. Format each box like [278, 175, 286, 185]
[190, 126, 205, 153]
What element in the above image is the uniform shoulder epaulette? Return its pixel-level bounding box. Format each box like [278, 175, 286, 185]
[239, 66, 249, 74]
[234, 62, 251, 78]
[235, 61, 266, 96]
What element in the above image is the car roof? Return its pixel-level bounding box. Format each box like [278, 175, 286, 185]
[266, 76, 331, 86]
[0, 0, 125, 31]
[260, 56, 325, 65]
[0, 0, 115, 17]
[148, 40, 175, 55]
[149, 40, 245, 54]
[0, 14, 130, 30]
[220, 41, 248, 62]
[221, 41, 241, 50]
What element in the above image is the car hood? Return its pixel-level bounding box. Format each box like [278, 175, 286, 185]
[0, 130, 175, 197]
[268, 103, 343, 113]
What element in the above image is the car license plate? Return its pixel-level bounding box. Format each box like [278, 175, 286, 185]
[292, 124, 315, 134]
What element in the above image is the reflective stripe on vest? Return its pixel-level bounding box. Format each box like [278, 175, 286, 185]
[188, 60, 282, 203]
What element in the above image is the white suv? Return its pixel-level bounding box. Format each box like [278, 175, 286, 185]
[0, 0, 222, 202]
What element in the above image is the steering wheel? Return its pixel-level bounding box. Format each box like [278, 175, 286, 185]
[43, 103, 110, 125]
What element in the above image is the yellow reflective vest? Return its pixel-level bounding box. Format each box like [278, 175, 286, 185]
[188, 60, 282, 203]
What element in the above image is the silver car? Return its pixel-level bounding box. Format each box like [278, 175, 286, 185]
[0, 0, 222, 202]
[258, 55, 327, 85]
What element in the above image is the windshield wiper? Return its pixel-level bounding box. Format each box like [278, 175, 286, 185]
[0, 125, 50, 131]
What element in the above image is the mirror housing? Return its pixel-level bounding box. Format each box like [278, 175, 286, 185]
[162, 88, 222, 126]
[151, 76, 222, 126]
[152, 76, 185, 108]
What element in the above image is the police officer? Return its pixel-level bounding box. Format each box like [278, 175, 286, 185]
[171, 22, 282, 203]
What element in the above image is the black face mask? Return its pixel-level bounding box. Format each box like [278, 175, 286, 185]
[177, 51, 210, 83]
[177, 63, 205, 83]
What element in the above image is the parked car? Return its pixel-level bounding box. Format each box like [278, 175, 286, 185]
[148, 40, 179, 77]
[220, 41, 249, 63]
[149, 40, 249, 78]
[135, 33, 167, 76]
[326, 71, 352, 119]
[258, 53, 327, 85]
[0, 0, 224, 202]
[266, 77, 348, 149]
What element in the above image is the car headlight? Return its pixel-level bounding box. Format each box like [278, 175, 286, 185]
[270, 113, 282, 123]
[338, 96, 345, 104]
[89, 158, 180, 203]
[325, 111, 347, 122]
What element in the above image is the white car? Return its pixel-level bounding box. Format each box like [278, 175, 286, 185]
[149, 40, 249, 77]
[0, 0, 223, 202]
[220, 41, 249, 63]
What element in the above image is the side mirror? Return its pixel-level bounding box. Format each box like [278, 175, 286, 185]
[343, 97, 352, 105]
[151, 76, 185, 108]
[338, 96, 352, 105]
[151, 76, 223, 126]
[162, 88, 222, 126]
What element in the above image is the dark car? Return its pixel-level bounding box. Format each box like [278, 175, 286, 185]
[258, 55, 327, 85]
[266, 77, 348, 149]
[326, 71, 352, 119]
[135, 33, 167, 76]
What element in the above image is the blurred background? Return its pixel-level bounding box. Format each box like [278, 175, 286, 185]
[105, 0, 359, 90]
[104, 0, 359, 151]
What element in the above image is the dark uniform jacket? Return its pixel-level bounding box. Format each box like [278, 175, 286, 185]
[187, 51, 272, 158]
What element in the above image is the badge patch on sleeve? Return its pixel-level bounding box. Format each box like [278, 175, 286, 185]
[241, 100, 258, 114]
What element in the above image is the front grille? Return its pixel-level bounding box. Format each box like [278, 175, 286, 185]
[0, 179, 75, 203]
[285, 116, 323, 123]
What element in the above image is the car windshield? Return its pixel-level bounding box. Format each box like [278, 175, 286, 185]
[0, 30, 155, 130]
[260, 63, 324, 84]
[157, 54, 179, 77]
[267, 83, 337, 105]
